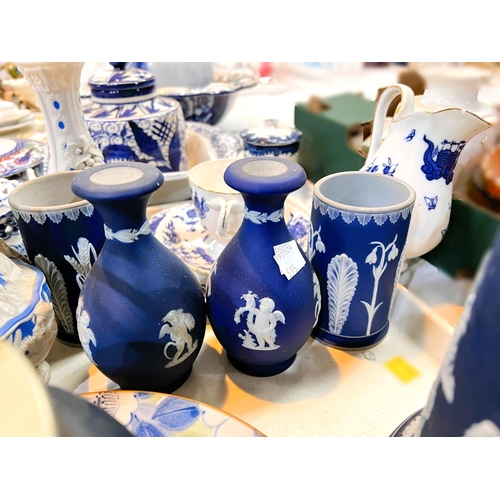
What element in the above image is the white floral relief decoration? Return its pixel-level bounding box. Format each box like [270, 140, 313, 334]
[362, 235, 399, 336]
[313, 197, 412, 226]
[64, 237, 97, 289]
[244, 207, 284, 224]
[308, 225, 326, 261]
[104, 220, 151, 243]
[12, 204, 94, 225]
[64, 134, 104, 170]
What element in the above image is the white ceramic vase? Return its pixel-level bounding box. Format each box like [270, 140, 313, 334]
[14, 62, 104, 174]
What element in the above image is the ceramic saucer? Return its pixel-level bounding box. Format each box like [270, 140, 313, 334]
[0, 138, 44, 178]
[150, 198, 311, 283]
[0, 113, 36, 135]
[186, 121, 242, 160]
[390, 408, 423, 437]
[80, 390, 265, 437]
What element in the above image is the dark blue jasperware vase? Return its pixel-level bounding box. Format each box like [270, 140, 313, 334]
[206, 157, 321, 377]
[413, 228, 500, 436]
[71, 162, 206, 393]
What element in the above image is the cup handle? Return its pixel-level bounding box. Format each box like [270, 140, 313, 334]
[367, 83, 415, 161]
[209, 198, 244, 239]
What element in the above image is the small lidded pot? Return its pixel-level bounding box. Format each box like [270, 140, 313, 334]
[240, 119, 302, 161]
[82, 62, 188, 173]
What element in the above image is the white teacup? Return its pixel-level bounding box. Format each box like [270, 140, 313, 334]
[188, 159, 244, 243]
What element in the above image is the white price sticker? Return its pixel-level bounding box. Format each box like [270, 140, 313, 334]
[273, 240, 306, 280]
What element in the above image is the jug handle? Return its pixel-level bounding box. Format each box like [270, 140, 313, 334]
[367, 84, 415, 159]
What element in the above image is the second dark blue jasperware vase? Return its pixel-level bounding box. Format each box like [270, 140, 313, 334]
[71, 162, 206, 393]
[206, 157, 321, 376]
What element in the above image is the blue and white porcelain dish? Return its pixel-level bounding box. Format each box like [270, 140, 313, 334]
[149, 197, 311, 283]
[0, 254, 58, 383]
[159, 71, 258, 126]
[186, 122, 243, 160]
[83, 63, 188, 173]
[0, 138, 45, 178]
[80, 390, 264, 437]
[390, 408, 423, 437]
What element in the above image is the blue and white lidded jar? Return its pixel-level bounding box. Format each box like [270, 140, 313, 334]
[206, 157, 321, 377]
[71, 162, 206, 392]
[240, 119, 302, 161]
[82, 63, 188, 173]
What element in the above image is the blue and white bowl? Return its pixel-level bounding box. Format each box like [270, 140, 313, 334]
[240, 119, 302, 161]
[83, 63, 188, 173]
[159, 71, 258, 126]
[0, 254, 58, 383]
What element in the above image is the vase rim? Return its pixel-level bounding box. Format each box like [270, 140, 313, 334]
[71, 162, 164, 202]
[224, 157, 306, 196]
[314, 171, 416, 214]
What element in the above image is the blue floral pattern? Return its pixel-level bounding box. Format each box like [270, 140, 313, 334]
[82, 390, 263, 437]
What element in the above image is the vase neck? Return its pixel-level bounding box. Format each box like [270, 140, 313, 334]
[94, 195, 150, 239]
[241, 193, 288, 230]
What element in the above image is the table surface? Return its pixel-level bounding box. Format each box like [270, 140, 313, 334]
[5, 65, 478, 437]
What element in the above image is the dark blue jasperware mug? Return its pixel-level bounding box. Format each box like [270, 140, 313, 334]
[8, 171, 105, 346]
[309, 171, 416, 350]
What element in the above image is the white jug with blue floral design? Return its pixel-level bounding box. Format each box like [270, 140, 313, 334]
[361, 83, 491, 260]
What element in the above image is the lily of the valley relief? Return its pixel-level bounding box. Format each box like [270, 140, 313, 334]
[234, 292, 285, 350]
[159, 309, 198, 368]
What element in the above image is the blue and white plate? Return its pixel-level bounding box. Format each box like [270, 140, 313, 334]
[186, 121, 242, 160]
[150, 198, 311, 282]
[80, 390, 264, 437]
[0, 138, 44, 178]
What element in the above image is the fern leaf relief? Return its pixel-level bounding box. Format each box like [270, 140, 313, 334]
[327, 254, 359, 335]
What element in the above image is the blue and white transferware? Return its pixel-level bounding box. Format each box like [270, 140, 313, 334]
[206, 157, 320, 376]
[158, 70, 258, 126]
[150, 197, 311, 284]
[71, 162, 206, 393]
[0, 253, 57, 383]
[361, 83, 491, 260]
[240, 119, 302, 161]
[83, 63, 188, 173]
[15, 62, 104, 173]
[0, 138, 45, 178]
[81, 390, 264, 437]
[410, 229, 500, 436]
[310, 171, 415, 350]
[8, 171, 106, 345]
[0, 177, 24, 254]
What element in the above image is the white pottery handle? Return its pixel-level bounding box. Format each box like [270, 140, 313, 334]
[216, 199, 244, 239]
[367, 84, 415, 159]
